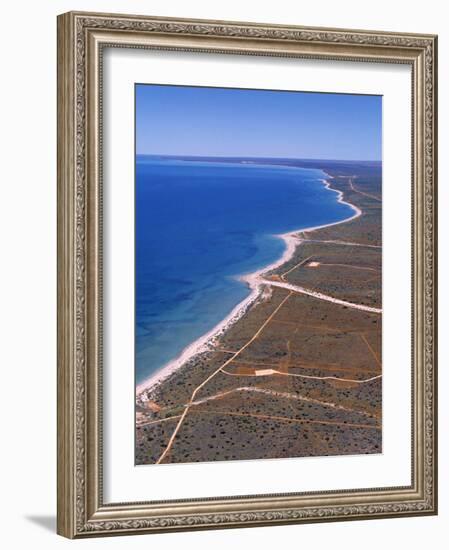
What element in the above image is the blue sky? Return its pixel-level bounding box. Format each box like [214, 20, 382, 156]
[136, 84, 382, 161]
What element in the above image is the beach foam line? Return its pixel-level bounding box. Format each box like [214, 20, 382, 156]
[137, 173, 362, 396]
[136, 286, 260, 395]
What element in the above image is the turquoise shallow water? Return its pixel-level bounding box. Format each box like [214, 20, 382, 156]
[135, 156, 355, 384]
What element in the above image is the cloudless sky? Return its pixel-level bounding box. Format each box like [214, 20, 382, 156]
[136, 84, 382, 161]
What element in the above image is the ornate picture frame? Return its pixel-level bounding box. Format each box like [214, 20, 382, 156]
[57, 11, 437, 538]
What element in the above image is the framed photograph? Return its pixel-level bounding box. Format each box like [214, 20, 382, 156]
[57, 11, 437, 538]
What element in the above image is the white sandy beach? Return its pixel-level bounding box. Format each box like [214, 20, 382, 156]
[136, 173, 362, 397]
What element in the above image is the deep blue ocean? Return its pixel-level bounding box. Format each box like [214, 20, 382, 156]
[135, 156, 354, 384]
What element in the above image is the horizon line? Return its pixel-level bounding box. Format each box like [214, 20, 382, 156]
[136, 153, 382, 163]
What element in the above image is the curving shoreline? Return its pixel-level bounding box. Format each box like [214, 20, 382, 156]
[136, 172, 362, 396]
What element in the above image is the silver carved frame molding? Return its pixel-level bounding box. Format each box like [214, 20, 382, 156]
[57, 11, 438, 538]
